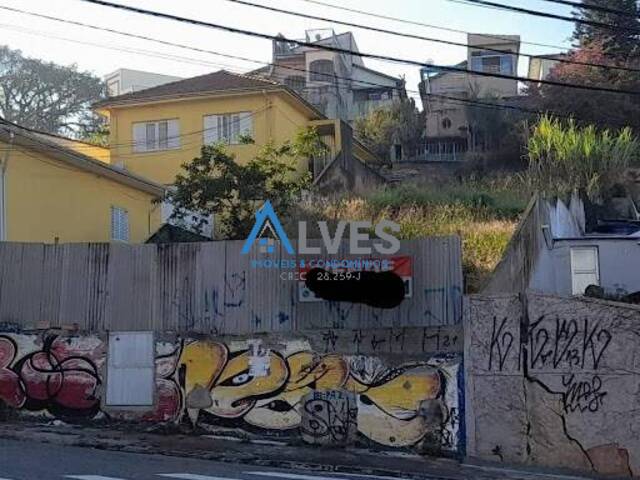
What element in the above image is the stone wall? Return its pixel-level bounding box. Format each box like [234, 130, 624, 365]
[0, 326, 464, 454]
[465, 292, 640, 477]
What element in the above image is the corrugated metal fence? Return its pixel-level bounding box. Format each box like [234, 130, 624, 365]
[0, 237, 463, 333]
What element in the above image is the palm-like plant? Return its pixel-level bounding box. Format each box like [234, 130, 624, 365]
[527, 115, 639, 201]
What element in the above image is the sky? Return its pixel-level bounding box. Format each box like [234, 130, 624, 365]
[0, 0, 576, 105]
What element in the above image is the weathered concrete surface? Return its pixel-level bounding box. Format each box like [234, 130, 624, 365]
[465, 292, 640, 477]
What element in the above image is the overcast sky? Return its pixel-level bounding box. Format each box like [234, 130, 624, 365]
[0, 0, 575, 103]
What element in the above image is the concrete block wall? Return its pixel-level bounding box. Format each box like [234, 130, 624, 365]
[465, 292, 640, 477]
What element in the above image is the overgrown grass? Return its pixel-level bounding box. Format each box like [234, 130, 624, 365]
[297, 177, 529, 292]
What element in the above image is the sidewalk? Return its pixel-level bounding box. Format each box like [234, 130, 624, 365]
[0, 420, 598, 480]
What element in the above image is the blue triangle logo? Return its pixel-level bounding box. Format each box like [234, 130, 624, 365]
[241, 201, 295, 255]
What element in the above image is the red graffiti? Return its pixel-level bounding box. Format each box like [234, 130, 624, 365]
[0, 336, 25, 408]
[1, 335, 102, 417]
[142, 345, 182, 422]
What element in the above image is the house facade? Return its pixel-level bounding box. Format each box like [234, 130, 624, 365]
[94, 69, 385, 188]
[484, 194, 640, 298]
[0, 120, 164, 244]
[527, 53, 566, 83]
[255, 29, 406, 123]
[419, 34, 520, 162]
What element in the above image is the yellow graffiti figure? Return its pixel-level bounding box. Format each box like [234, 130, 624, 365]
[351, 365, 442, 446]
[206, 350, 289, 418]
[181, 342, 227, 394]
[244, 351, 349, 429]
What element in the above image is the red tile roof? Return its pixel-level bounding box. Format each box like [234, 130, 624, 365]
[94, 70, 281, 107]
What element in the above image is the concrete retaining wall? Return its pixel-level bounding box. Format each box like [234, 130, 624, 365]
[465, 292, 640, 477]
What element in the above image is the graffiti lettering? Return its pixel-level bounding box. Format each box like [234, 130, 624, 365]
[529, 317, 611, 371]
[488, 317, 515, 371]
[562, 374, 607, 413]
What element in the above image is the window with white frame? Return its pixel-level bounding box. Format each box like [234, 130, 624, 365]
[133, 119, 180, 152]
[570, 246, 599, 295]
[470, 50, 515, 75]
[203, 112, 253, 145]
[111, 206, 130, 242]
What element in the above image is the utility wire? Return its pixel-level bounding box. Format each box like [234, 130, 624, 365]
[226, 0, 640, 75]
[72, 0, 640, 96]
[1, 5, 633, 134]
[292, 0, 570, 51]
[538, 0, 640, 19]
[448, 0, 640, 33]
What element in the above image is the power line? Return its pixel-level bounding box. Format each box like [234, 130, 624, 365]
[72, 0, 640, 96]
[2, 4, 633, 131]
[448, 0, 640, 33]
[292, 0, 571, 51]
[0, 18, 558, 127]
[539, 0, 640, 19]
[226, 0, 640, 75]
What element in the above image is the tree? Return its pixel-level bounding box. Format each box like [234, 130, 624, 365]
[572, 0, 640, 59]
[526, 115, 640, 202]
[0, 46, 105, 137]
[167, 128, 325, 239]
[527, 43, 640, 130]
[354, 99, 424, 162]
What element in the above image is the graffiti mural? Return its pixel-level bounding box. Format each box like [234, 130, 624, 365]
[0, 332, 463, 453]
[179, 339, 462, 451]
[0, 334, 103, 418]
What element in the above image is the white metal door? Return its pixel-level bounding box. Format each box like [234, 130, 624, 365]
[106, 331, 154, 406]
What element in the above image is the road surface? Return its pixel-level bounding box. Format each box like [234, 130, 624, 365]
[0, 439, 417, 480]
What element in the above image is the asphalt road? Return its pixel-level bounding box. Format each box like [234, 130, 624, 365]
[0, 439, 410, 480]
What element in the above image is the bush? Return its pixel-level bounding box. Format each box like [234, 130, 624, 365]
[527, 115, 640, 201]
[298, 178, 529, 292]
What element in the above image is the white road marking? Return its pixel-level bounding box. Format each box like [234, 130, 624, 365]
[461, 464, 593, 480]
[327, 474, 410, 480]
[244, 472, 353, 480]
[65, 476, 129, 480]
[157, 475, 242, 480]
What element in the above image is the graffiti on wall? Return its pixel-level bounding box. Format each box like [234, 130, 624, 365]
[0, 334, 103, 418]
[0, 332, 462, 452]
[471, 295, 639, 478]
[179, 339, 462, 450]
[300, 389, 357, 445]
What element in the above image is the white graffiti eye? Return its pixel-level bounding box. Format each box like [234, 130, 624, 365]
[232, 373, 251, 385]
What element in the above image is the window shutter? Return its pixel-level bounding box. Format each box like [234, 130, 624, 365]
[167, 119, 180, 149]
[145, 122, 156, 151]
[232, 114, 241, 141]
[221, 115, 230, 143]
[203, 115, 219, 144]
[239, 112, 253, 138]
[158, 121, 169, 150]
[111, 207, 130, 242]
[133, 123, 147, 152]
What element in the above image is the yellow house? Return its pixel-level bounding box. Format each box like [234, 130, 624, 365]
[93, 70, 385, 187]
[0, 120, 165, 244]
